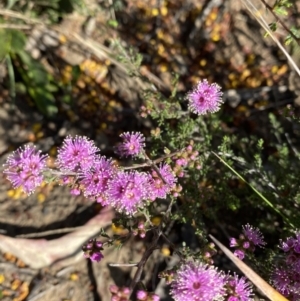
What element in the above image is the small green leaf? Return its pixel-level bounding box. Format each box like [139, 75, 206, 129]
[274, 6, 288, 16]
[0, 29, 12, 60]
[269, 22, 277, 32]
[9, 29, 26, 53]
[107, 19, 119, 28]
[28, 87, 58, 117]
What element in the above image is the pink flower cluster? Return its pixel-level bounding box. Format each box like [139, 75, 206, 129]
[133, 221, 146, 238]
[230, 224, 266, 260]
[109, 286, 159, 301]
[3, 145, 48, 194]
[271, 232, 300, 300]
[224, 274, 253, 301]
[109, 285, 130, 301]
[3, 134, 178, 216]
[170, 261, 253, 301]
[186, 79, 223, 115]
[173, 142, 201, 179]
[82, 238, 104, 262]
[136, 290, 160, 301]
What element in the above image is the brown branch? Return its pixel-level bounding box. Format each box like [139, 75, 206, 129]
[161, 232, 183, 260]
[122, 149, 184, 170]
[129, 229, 161, 297]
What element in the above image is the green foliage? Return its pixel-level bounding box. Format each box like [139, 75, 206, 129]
[4, 0, 83, 22]
[273, 0, 292, 16]
[268, 22, 277, 33]
[0, 28, 60, 116]
[284, 26, 300, 45]
[15, 51, 59, 117]
[0, 28, 26, 60]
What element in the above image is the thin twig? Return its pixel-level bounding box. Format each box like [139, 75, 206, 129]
[0, 24, 32, 29]
[0, 9, 42, 24]
[241, 0, 300, 77]
[108, 0, 116, 21]
[260, 0, 300, 46]
[122, 149, 184, 170]
[285, 132, 299, 156]
[161, 232, 184, 259]
[108, 263, 138, 267]
[129, 229, 161, 297]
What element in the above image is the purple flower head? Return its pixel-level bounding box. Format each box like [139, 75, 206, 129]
[136, 290, 147, 300]
[70, 188, 81, 196]
[3, 145, 48, 194]
[234, 250, 245, 260]
[150, 164, 177, 199]
[116, 132, 145, 157]
[271, 268, 292, 296]
[242, 241, 250, 249]
[230, 238, 238, 248]
[186, 79, 223, 115]
[170, 261, 225, 301]
[56, 135, 99, 172]
[80, 156, 116, 200]
[293, 233, 300, 253]
[82, 238, 104, 262]
[89, 252, 104, 262]
[107, 171, 151, 215]
[109, 285, 130, 300]
[280, 237, 295, 252]
[242, 224, 265, 247]
[109, 285, 119, 294]
[151, 294, 160, 301]
[225, 274, 253, 301]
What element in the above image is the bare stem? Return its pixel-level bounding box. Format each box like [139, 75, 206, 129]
[129, 228, 161, 297]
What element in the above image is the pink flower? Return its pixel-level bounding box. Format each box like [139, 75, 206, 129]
[80, 156, 116, 199]
[233, 250, 245, 260]
[136, 290, 147, 300]
[82, 239, 104, 262]
[186, 79, 223, 115]
[170, 261, 225, 301]
[225, 274, 253, 301]
[3, 145, 48, 194]
[107, 171, 151, 215]
[116, 132, 145, 157]
[149, 164, 177, 199]
[242, 224, 265, 247]
[56, 135, 99, 172]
